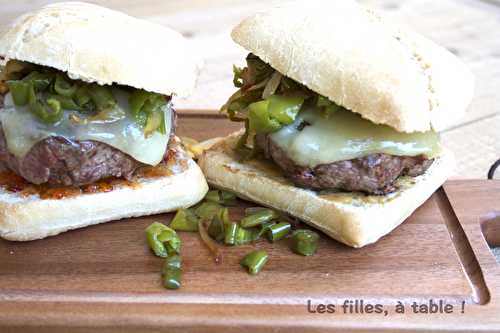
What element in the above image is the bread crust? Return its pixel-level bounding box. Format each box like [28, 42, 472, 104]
[231, 0, 474, 132]
[0, 2, 201, 97]
[0, 159, 208, 241]
[198, 133, 455, 248]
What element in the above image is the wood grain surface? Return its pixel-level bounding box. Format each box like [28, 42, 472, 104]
[0, 0, 498, 178]
[0, 114, 499, 332]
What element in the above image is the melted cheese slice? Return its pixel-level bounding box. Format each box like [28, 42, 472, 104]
[1, 89, 171, 166]
[270, 107, 441, 167]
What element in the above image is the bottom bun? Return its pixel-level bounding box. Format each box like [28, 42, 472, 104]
[198, 133, 455, 248]
[0, 158, 208, 241]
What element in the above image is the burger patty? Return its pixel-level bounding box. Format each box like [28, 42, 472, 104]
[256, 133, 434, 195]
[0, 95, 176, 186]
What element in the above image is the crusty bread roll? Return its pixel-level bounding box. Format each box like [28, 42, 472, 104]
[198, 133, 454, 248]
[231, 0, 474, 133]
[0, 2, 201, 97]
[0, 154, 208, 241]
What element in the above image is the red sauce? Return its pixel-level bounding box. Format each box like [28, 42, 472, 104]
[0, 142, 189, 200]
[0, 172, 29, 192]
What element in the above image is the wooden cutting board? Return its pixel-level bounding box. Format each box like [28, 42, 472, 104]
[0, 112, 499, 332]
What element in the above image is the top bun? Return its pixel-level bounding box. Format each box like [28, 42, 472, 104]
[231, 0, 474, 133]
[0, 2, 200, 97]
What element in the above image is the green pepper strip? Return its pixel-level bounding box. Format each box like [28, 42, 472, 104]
[235, 226, 260, 245]
[88, 84, 116, 111]
[224, 223, 238, 245]
[23, 71, 53, 90]
[248, 100, 281, 133]
[170, 208, 199, 232]
[48, 94, 81, 110]
[28, 85, 63, 124]
[240, 250, 269, 275]
[195, 201, 222, 221]
[267, 95, 304, 125]
[205, 190, 237, 206]
[74, 85, 95, 112]
[6, 80, 30, 106]
[54, 74, 77, 97]
[158, 228, 181, 255]
[145, 222, 171, 257]
[266, 222, 291, 242]
[290, 229, 319, 256]
[162, 255, 182, 290]
[208, 210, 226, 242]
[240, 209, 279, 228]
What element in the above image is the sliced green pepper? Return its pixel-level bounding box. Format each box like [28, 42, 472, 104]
[88, 84, 116, 111]
[208, 211, 226, 242]
[48, 94, 80, 110]
[248, 100, 281, 133]
[266, 222, 291, 242]
[290, 229, 319, 256]
[145, 222, 171, 257]
[6, 80, 30, 106]
[23, 71, 53, 90]
[28, 86, 63, 124]
[240, 250, 269, 275]
[145, 222, 180, 257]
[235, 226, 260, 245]
[194, 201, 222, 221]
[170, 209, 199, 232]
[144, 109, 163, 137]
[74, 85, 96, 113]
[267, 95, 304, 125]
[205, 190, 237, 206]
[240, 209, 279, 228]
[128, 89, 151, 115]
[224, 222, 238, 245]
[162, 255, 182, 290]
[158, 228, 181, 255]
[54, 74, 77, 97]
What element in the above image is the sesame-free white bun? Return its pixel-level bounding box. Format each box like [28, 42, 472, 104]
[0, 157, 208, 242]
[198, 133, 455, 248]
[0, 2, 200, 97]
[231, 0, 474, 133]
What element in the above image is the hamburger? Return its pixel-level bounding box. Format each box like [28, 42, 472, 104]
[199, 0, 474, 247]
[0, 2, 208, 241]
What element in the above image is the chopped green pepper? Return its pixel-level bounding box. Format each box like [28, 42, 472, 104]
[205, 190, 237, 206]
[240, 209, 279, 228]
[23, 71, 53, 90]
[240, 250, 269, 275]
[170, 209, 199, 232]
[74, 85, 95, 112]
[88, 84, 116, 111]
[290, 229, 319, 256]
[54, 74, 77, 97]
[162, 255, 182, 290]
[158, 228, 181, 255]
[6, 80, 30, 106]
[145, 222, 180, 257]
[248, 100, 281, 133]
[208, 210, 227, 242]
[195, 201, 222, 221]
[48, 94, 80, 110]
[28, 85, 63, 124]
[266, 222, 291, 242]
[224, 222, 238, 245]
[235, 226, 260, 245]
[267, 95, 304, 125]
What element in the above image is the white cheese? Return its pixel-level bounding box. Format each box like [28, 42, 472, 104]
[270, 107, 440, 167]
[1, 89, 171, 166]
